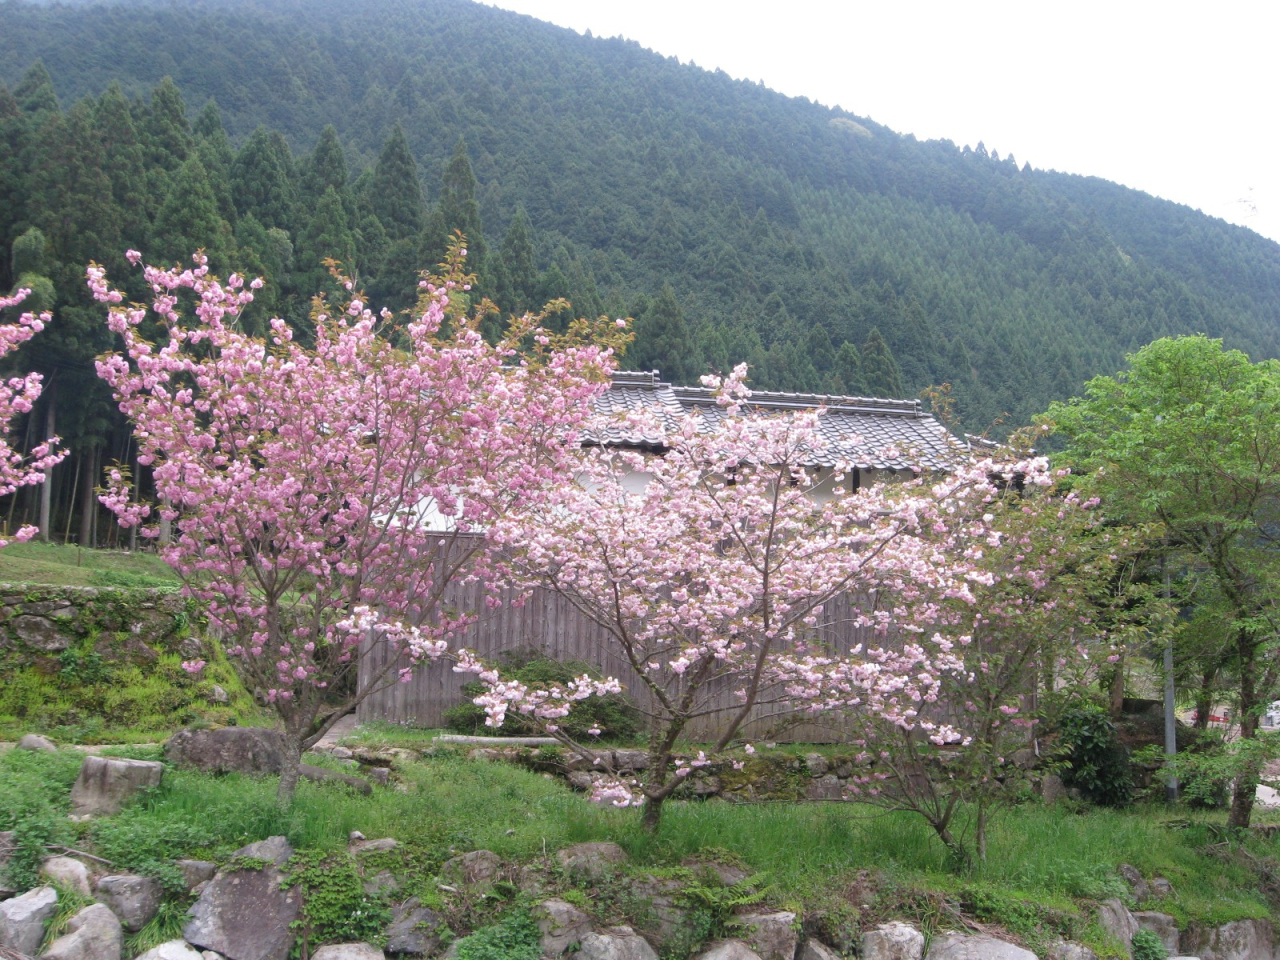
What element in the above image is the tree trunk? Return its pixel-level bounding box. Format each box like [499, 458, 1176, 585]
[1109, 649, 1125, 719]
[975, 800, 988, 862]
[79, 446, 97, 547]
[38, 386, 54, 540]
[276, 737, 305, 808]
[640, 794, 665, 832]
[1228, 635, 1261, 830]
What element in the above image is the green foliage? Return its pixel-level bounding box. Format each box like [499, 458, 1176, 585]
[673, 869, 773, 952]
[90, 811, 215, 895]
[40, 882, 96, 951]
[283, 850, 392, 954]
[1131, 928, 1169, 960]
[124, 900, 191, 958]
[1056, 706, 1133, 807]
[444, 651, 641, 742]
[452, 909, 541, 960]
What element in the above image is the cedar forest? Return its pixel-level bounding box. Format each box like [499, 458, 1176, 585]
[1, 0, 1279, 543]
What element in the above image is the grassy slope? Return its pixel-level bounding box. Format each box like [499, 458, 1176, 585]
[2, 743, 1276, 959]
[0, 542, 180, 589]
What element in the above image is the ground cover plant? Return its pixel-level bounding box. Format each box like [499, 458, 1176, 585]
[3, 741, 1278, 959]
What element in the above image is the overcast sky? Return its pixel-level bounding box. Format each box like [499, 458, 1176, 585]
[488, 1, 1280, 244]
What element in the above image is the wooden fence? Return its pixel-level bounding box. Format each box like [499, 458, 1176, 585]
[356, 570, 878, 742]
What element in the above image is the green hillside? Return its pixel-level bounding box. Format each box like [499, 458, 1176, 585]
[1, 0, 1278, 538]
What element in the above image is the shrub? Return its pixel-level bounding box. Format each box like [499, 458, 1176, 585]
[283, 851, 391, 954]
[444, 650, 641, 742]
[453, 909, 541, 960]
[1056, 705, 1133, 807]
[1131, 928, 1169, 960]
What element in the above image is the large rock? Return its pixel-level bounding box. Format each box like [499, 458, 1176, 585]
[1119, 863, 1152, 904]
[39, 857, 92, 896]
[925, 933, 1037, 960]
[439, 850, 502, 890]
[176, 861, 218, 892]
[576, 927, 659, 960]
[296, 764, 372, 796]
[798, 942, 842, 960]
[69, 755, 163, 816]
[311, 947, 384, 960]
[1134, 911, 1181, 954]
[1181, 918, 1276, 960]
[165, 728, 291, 775]
[696, 943, 762, 960]
[183, 860, 301, 960]
[384, 897, 446, 956]
[1096, 899, 1138, 950]
[1044, 940, 1098, 960]
[96, 874, 162, 933]
[15, 734, 56, 753]
[534, 899, 592, 956]
[134, 942, 205, 960]
[231, 837, 292, 866]
[11, 614, 71, 651]
[629, 874, 688, 946]
[40, 903, 123, 960]
[737, 911, 797, 960]
[862, 921, 925, 960]
[0, 885, 57, 956]
[556, 842, 629, 878]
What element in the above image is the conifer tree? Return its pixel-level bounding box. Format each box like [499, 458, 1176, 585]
[144, 77, 192, 172]
[861, 326, 906, 398]
[151, 155, 233, 270]
[831, 340, 869, 396]
[365, 123, 424, 243]
[193, 100, 238, 225]
[431, 137, 486, 279]
[13, 61, 59, 117]
[631, 283, 699, 383]
[95, 83, 150, 247]
[300, 125, 352, 215]
[231, 126, 297, 232]
[0, 88, 25, 282]
[495, 206, 537, 313]
[295, 186, 356, 296]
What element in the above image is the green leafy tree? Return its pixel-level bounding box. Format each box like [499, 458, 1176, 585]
[1046, 335, 1280, 829]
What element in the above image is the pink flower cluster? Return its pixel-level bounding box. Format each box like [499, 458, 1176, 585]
[0, 289, 64, 547]
[91, 249, 619, 742]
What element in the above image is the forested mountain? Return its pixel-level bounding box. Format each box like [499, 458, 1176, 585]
[1, 0, 1279, 541]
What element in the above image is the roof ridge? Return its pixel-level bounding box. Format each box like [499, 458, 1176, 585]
[671, 385, 923, 417]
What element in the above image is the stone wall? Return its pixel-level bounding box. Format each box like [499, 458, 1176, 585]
[0, 583, 201, 667]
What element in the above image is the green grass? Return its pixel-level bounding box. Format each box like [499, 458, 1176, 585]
[2, 743, 1277, 957]
[0, 541, 180, 588]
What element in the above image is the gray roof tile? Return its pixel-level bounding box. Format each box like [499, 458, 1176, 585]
[586, 372, 962, 470]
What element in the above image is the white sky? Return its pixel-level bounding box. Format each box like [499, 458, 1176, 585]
[487, 1, 1280, 244]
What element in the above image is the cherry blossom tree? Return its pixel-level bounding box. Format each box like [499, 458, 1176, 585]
[92, 243, 623, 803]
[474, 365, 1030, 830]
[0, 289, 63, 546]
[826, 461, 1161, 864]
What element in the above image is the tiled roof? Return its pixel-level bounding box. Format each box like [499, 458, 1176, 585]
[586, 371, 963, 471]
